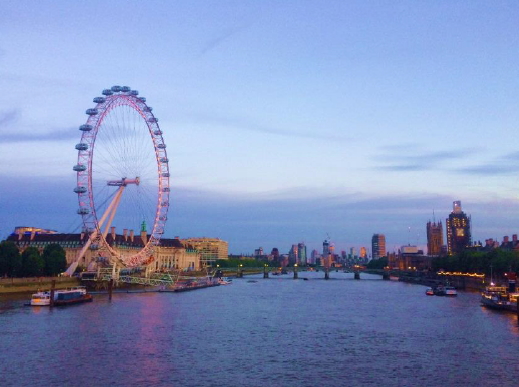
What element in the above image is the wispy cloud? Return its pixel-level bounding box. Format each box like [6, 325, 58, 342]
[454, 151, 519, 176]
[188, 112, 353, 142]
[0, 109, 20, 127]
[0, 128, 78, 143]
[374, 147, 476, 172]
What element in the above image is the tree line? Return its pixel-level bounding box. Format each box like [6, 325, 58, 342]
[0, 241, 67, 277]
[432, 249, 519, 276]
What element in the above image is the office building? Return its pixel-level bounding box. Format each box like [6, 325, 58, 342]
[182, 237, 229, 266]
[297, 242, 307, 265]
[371, 234, 386, 259]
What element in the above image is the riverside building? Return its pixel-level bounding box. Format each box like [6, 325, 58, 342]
[7, 227, 200, 272]
[182, 237, 229, 267]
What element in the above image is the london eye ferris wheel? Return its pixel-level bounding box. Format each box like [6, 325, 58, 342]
[70, 85, 170, 271]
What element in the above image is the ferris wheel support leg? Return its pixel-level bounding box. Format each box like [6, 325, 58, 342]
[64, 187, 125, 276]
[101, 186, 125, 241]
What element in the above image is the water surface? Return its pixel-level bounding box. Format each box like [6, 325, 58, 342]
[1, 272, 518, 386]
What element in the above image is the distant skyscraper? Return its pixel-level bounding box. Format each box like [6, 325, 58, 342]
[322, 240, 330, 256]
[360, 247, 367, 259]
[426, 221, 443, 256]
[289, 244, 298, 265]
[371, 234, 386, 259]
[297, 242, 307, 265]
[271, 248, 280, 259]
[446, 201, 471, 255]
[310, 249, 319, 265]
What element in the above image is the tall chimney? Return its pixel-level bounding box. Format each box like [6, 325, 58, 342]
[130, 229, 134, 243]
[123, 229, 128, 241]
[111, 226, 116, 240]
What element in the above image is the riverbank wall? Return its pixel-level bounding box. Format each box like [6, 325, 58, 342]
[364, 270, 486, 291]
[0, 277, 81, 294]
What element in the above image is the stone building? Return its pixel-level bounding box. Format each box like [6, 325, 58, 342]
[7, 227, 200, 272]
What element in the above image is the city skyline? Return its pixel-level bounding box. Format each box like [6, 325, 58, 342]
[1, 2, 519, 254]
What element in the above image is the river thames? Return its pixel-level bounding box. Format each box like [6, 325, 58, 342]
[1, 272, 519, 387]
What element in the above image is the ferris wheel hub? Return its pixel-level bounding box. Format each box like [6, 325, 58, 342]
[107, 177, 140, 186]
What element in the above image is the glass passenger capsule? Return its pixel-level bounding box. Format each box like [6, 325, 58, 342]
[130, 90, 139, 96]
[80, 124, 93, 131]
[159, 157, 168, 163]
[93, 97, 106, 103]
[153, 130, 162, 135]
[73, 164, 87, 172]
[138, 97, 146, 103]
[148, 117, 158, 123]
[86, 108, 98, 115]
[73, 186, 87, 194]
[157, 144, 166, 149]
[77, 208, 90, 215]
[161, 172, 170, 177]
[111, 85, 122, 92]
[102, 89, 113, 96]
[162, 187, 170, 192]
[121, 86, 131, 92]
[75, 143, 88, 151]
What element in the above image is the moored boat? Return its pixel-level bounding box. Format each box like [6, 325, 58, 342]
[444, 286, 457, 296]
[29, 286, 92, 306]
[433, 285, 446, 296]
[54, 287, 92, 305]
[425, 288, 434, 296]
[480, 286, 517, 312]
[30, 291, 52, 306]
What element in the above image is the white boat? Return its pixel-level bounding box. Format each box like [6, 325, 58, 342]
[444, 286, 457, 296]
[30, 291, 52, 306]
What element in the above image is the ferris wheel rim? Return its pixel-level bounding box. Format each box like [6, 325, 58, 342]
[74, 86, 170, 267]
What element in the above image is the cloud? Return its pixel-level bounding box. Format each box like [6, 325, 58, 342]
[0, 109, 20, 127]
[0, 128, 78, 143]
[457, 165, 514, 175]
[453, 150, 519, 176]
[373, 147, 476, 172]
[2, 174, 519, 254]
[188, 112, 353, 142]
[200, 27, 244, 55]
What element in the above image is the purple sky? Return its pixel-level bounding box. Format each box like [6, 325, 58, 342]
[1, 1, 519, 254]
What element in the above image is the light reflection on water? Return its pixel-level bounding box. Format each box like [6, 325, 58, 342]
[1, 272, 519, 387]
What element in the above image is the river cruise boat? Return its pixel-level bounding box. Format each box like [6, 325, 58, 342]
[480, 286, 517, 312]
[30, 291, 52, 306]
[425, 288, 434, 296]
[29, 287, 92, 306]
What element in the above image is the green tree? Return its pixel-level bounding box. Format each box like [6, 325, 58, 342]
[367, 257, 388, 269]
[21, 247, 44, 277]
[42, 244, 67, 276]
[0, 240, 22, 277]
